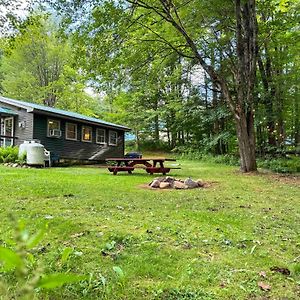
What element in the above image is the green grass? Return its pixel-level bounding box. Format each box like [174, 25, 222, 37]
[0, 161, 299, 299]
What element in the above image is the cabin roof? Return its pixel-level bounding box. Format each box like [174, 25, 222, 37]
[0, 106, 19, 116]
[0, 96, 130, 131]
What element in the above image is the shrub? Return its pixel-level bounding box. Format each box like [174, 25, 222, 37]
[0, 146, 19, 163]
[176, 150, 240, 166]
[258, 156, 300, 173]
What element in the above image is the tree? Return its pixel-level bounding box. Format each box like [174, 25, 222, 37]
[0, 14, 98, 115]
[45, 0, 299, 164]
[256, 0, 300, 153]
[117, 0, 258, 172]
[0, 0, 32, 35]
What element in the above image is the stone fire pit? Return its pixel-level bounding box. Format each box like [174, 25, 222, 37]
[149, 176, 205, 189]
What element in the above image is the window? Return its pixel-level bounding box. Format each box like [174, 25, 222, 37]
[96, 129, 106, 144]
[82, 126, 92, 142]
[109, 130, 118, 146]
[66, 123, 77, 141]
[47, 119, 61, 137]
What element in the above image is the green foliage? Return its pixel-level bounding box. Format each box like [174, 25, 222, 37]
[17, 152, 27, 165]
[176, 151, 240, 167]
[0, 14, 99, 115]
[112, 266, 125, 282]
[45, 0, 299, 166]
[2, 0, 298, 165]
[0, 146, 18, 163]
[37, 273, 87, 289]
[0, 247, 24, 272]
[0, 219, 87, 298]
[258, 156, 300, 173]
[176, 150, 299, 173]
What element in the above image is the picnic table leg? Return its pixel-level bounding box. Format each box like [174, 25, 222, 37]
[159, 161, 166, 175]
[124, 161, 133, 174]
[113, 161, 121, 175]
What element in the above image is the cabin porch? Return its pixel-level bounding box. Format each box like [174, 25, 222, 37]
[0, 107, 18, 147]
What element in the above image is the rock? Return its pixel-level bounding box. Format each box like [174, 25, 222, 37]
[12, 163, 19, 168]
[174, 181, 186, 189]
[197, 179, 205, 187]
[159, 182, 171, 189]
[154, 177, 165, 182]
[184, 178, 199, 189]
[150, 179, 160, 188]
[164, 177, 175, 187]
[164, 176, 174, 183]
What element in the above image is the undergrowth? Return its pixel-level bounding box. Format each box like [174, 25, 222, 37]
[0, 147, 19, 163]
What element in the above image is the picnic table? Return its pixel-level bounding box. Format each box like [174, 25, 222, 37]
[105, 157, 180, 175]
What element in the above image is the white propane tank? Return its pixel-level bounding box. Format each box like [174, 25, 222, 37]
[26, 141, 45, 166]
[19, 141, 30, 158]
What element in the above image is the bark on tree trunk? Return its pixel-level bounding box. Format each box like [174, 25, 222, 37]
[235, 111, 257, 172]
[233, 0, 258, 171]
[154, 114, 160, 144]
[135, 129, 140, 150]
[295, 90, 300, 147]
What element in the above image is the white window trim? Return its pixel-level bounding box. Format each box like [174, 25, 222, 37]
[81, 125, 93, 143]
[65, 122, 78, 141]
[108, 130, 118, 146]
[2, 117, 14, 147]
[47, 119, 61, 138]
[96, 128, 106, 145]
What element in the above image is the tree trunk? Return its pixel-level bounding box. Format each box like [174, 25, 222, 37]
[233, 0, 258, 171]
[235, 111, 257, 172]
[154, 114, 160, 144]
[295, 90, 300, 147]
[135, 129, 140, 150]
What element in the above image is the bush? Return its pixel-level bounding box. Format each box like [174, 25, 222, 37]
[258, 156, 300, 173]
[176, 150, 240, 166]
[0, 146, 19, 163]
[126, 140, 171, 152]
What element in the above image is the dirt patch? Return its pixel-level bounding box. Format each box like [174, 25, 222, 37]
[234, 169, 300, 186]
[266, 173, 300, 186]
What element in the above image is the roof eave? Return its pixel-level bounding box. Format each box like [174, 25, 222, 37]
[0, 96, 131, 131]
[33, 109, 131, 131]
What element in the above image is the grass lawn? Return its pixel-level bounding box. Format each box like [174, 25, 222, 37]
[0, 161, 299, 299]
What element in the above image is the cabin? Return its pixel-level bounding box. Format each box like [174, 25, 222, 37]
[0, 96, 130, 162]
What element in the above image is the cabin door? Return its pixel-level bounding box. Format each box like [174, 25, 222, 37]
[1, 117, 14, 147]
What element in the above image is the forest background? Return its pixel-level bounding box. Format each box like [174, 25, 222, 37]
[0, 0, 299, 173]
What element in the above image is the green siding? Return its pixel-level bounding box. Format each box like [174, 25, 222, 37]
[33, 114, 124, 160]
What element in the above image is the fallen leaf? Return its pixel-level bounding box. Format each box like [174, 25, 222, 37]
[258, 281, 271, 291]
[259, 271, 267, 278]
[270, 266, 290, 275]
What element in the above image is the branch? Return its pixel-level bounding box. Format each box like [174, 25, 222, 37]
[135, 19, 195, 59]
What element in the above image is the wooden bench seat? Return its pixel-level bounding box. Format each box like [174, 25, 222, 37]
[108, 166, 135, 175]
[145, 167, 171, 175]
